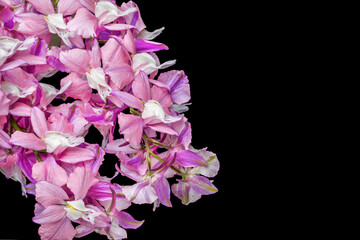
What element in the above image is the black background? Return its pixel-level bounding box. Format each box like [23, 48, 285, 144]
[1, 1, 236, 239]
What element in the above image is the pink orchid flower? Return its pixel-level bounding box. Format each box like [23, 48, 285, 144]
[17, 0, 83, 47]
[33, 167, 101, 240]
[112, 71, 182, 148]
[67, 1, 137, 39]
[10, 106, 84, 154]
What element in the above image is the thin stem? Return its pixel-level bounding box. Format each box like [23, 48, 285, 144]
[147, 138, 171, 149]
[9, 115, 23, 132]
[143, 133, 187, 179]
[34, 151, 43, 162]
[143, 134, 152, 172]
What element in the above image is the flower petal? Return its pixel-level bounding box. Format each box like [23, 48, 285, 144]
[32, 155, 68, 187]
[115, 210, 144, 229]
[110, 91, 143, 110]
[154, 176, 172, 207]
[33, 205, 66, 224]
[57, 147, 94, 163]
[117, 113, 143, 148]
[38, 217, 75, 240]
[176, 150, 208, 168]
[35, 181, 68, 208]
[27, 0, 55, 15]
[67, 167, 99, 200]
[9, 131, 46, 150]
[67, 8, 97, 39]
[31, 106, 48, 138]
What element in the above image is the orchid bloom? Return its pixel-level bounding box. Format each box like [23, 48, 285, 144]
[33, 167, 101, 240]
[25, 0, 82, 47]
[10, 106, 84, 154]
[67, 1, 137, 39]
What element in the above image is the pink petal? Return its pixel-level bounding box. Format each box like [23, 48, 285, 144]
[38, 217, 75, 240]
[32, 155, 68, 187]
[67, 167, 99, 200]
[35, 181, 68, 208]
[9, 131, 46, 150]
[58, 147, 94, 163]
[117, 113, 143, 148]
[33, 205, 66, 224]
[103, 23, 135, 31]
[9, 102, 31, 117]
[57, 0, 82, 16]
[31, 106, 48, 138]
[0, 129, 11, 149]
[15, 13, 49, 37]
[60, 72, 92, 102]
[110, 91, 143, 110]
[122, 181, 157, 204]
[105, 63, 134, 90]
[27, 0, 55, 15]
[67, 8, 97, 39]
[146, 123, 178, 136]
[59, 49, 90, 75]
[101, 38, 129, 66]
[77, 0, 97, 12]
[132, 71, 151, 102]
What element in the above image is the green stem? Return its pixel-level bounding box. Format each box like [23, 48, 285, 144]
[147, 138, 171, 149]
[143, 133, 187, 179]
[9, 115, 23, 132]
[130, 108, 141, 116]
[144, 134, 152, 172]
[34, 151, 43, 162]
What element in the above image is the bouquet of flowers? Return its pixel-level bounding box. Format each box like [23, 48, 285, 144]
[0, 0, 220, 239]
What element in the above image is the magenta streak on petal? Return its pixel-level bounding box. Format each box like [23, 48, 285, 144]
[130, 11, 139, 26]
[135, 39, 168, 53]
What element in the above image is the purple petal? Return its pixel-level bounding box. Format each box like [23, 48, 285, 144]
[187, 176, 218, 195]
[110, 91, 143, 110]
[115, 210, 144, 229]
[135, 39, 168, 53]
[176, 150, 208, 167]
[158, 70, 190, 105]
[154, 176, 172, 207]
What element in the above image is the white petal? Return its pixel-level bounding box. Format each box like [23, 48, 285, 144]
[65, 199, 100, 224]
[137, 27, 165, 40]
[44, 131, 84, 153]
[132, 53, 176, 75]
[86, 67, 112, 101]
[142, 100, 182, 123]
[0, 82, 36, 98]
[46, 13, 67, 30]
[95, 1, 136, 25]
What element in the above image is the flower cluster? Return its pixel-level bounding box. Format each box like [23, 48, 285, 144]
[0, 1, 219, 239]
